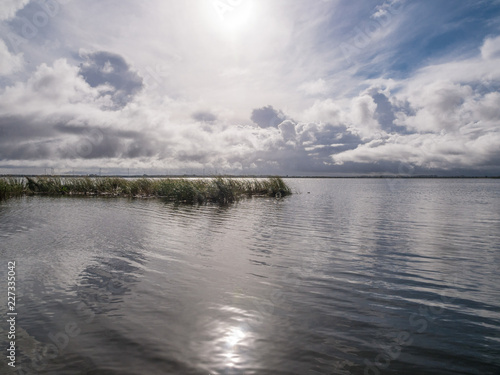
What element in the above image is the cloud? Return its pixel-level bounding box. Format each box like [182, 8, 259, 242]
[192, 111, 217, 123]
[0, 57, 165, 163]
[0, 0, 30, 21]
[350, 93, 379, 135]
[0, 59, 102, 112]
[0, 1, 500, 175]
[372, 0, 405, 20]
[332, 131, 500, 173]
[79, 51, 144, 109]
[278, 120, 298, 145]
[481, 35, 500, 60]
[0, 39, 23, 75]
[299, 78, 328, 96]
[329, 38, 500, 173]
[302, 99, 344, 124]
[250, 105, 288, 128]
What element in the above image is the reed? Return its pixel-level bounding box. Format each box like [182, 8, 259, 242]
[0, 176, 292, 204]
[0, 178, 25, 201]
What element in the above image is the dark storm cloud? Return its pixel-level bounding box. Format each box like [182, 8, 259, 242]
[0, 140, 55, 160]
[192, 111, 217, 123]
[0, 115, 60, 160]
[0, 115, 55, 140]
[54, 124, 141, 140]
[57, 125, 165, 160]
[176, 149, 213, 164]
[0, 116, 166, 161]
[79, 51, 143, 109]
[250, 105, 288, 128]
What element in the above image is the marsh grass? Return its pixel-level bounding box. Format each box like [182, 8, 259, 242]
[0, 178, 25, 201]
[1, 177, 291, 204]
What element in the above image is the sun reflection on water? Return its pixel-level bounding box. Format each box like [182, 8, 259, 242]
[222, 326, 247, 368]
[225, 327, 246, 347]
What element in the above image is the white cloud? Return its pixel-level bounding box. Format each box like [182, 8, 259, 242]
[302, 99, 344, 124]
[0, 39, 24, 75]
[299, 78, 328, 96]
[333, 130, 500, 171]
[0, 1, 499, 175]
[278, 120, 298, 145]
[330, 36, 500, 172]
[401, 81, 474, 133]
[0, 59, 109, 113]
[350, 93, 379, 136]
[481, 35, 500, 60]
[0, 0, 30, 21]
[372, 0, 405, 20]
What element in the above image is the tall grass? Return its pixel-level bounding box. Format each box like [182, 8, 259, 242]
[0, 178, 25, 201]
[1, 177, 291, 204]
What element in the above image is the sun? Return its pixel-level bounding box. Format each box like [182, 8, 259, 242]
[208, 0, 257, 36]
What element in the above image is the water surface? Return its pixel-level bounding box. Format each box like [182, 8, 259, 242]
[1, 179, 499, 374]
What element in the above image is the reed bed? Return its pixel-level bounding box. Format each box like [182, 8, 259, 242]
[0, 176, 291, 204]
[0, 178, 25, 201]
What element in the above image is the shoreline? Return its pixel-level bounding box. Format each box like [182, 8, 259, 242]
[1, 174, 499, 179]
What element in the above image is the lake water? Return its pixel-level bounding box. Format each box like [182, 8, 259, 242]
[0, 179, 499, 375]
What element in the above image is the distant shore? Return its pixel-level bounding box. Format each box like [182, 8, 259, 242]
[1, 174, 499, 179]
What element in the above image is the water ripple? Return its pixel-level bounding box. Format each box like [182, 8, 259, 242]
[0, 179, 499, 374]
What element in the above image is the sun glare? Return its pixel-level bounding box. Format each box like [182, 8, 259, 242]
[222, 326, 247, 367]
[225, 327, 246, 347]
[208, 0, 256, 36]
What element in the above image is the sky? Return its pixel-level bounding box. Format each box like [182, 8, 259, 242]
[1, 0, 500, 176]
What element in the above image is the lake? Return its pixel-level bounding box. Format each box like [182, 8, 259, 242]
[0, 178, 499, 374]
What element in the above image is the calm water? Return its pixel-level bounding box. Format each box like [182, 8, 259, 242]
[1, 179, 499, 375]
